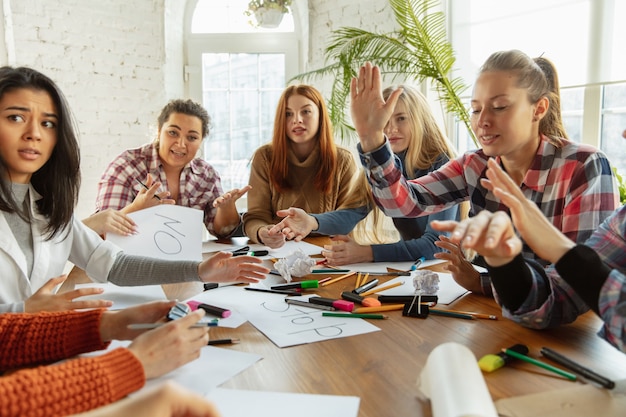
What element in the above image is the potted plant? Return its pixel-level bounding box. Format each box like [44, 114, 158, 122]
[293, 0, 476, 145]
[245, 0, 292, 28]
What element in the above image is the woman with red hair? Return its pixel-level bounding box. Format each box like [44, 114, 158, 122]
[244, 85, 357, 248]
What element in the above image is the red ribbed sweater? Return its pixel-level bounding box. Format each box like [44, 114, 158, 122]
[0, 309, 145, 417]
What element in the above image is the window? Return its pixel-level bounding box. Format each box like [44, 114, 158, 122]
[448, 0, 626, 175]
[186, 0, 299, 197]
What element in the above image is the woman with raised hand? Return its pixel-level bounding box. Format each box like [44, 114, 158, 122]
[269, 84, 458, 265]
[243, 84, 358, 249]
[350, 51, 618, 327]
[0, 66, 268, 312]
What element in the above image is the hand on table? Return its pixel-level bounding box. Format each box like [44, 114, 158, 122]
[321, 235, 373, 265]
[24, 275, 113, 313]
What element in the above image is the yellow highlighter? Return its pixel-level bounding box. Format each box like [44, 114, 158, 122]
[478, 343, 529, 372]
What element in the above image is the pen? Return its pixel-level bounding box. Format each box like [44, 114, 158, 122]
[503, 348, 577, 381]
[322, 312, 388, 319]
[353, 278, 379, 294]
[244, 287, 301, 296]
[242, 250, 269, 257]
[271, 280, 319, 290]
[429, 309, 475, 320]
[359, 281, 403, 297]
[137, 179, 161, 200]
[128, 322, 218, 329]
[285, 298, 336, 311]
[208, 338, 240, 346]
[312, 269, 351, 273]
[359, 271, 411, 276]
[540, 347, 615, 389]
[411, 256, 426, 271]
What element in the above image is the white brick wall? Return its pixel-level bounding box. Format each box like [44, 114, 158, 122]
[1, 0, 409, 220]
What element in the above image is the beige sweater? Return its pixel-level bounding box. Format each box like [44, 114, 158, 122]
[244, 143, 357, 243]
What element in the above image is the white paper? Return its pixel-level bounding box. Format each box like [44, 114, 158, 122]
[206, 388, 360, 417]
[107, 205, 203, 261]
[376, 272, 469, 305]
[85, 340, 262, 396]
[74, 282, 167, 310]
[417, 342, 498, 417]
[189, 286, 380, 348]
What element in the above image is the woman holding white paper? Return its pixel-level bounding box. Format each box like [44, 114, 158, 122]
[91, 98, 244, 239]
[0, 66, 269, 313]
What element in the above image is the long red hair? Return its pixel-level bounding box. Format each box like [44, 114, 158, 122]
[270, 84, 337, 193]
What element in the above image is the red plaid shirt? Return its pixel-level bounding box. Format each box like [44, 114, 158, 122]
[96, 143, 229, 237]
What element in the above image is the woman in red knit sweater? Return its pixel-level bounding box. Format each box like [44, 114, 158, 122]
[0, 301, 216, 417]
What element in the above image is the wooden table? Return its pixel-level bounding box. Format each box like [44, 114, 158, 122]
[64, 236, 626, 416]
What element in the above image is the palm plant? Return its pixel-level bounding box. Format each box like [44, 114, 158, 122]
[293, 0, 476, 145]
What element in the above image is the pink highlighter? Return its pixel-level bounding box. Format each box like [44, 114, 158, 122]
[187, 300, 232, 318]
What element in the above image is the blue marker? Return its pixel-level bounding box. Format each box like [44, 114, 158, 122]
[410, 257, 426, 271]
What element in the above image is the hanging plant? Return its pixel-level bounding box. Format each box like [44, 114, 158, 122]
[244, 0, 292, 28]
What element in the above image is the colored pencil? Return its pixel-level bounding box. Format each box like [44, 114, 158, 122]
[353, 304, 405, 313]
[322, 312, 388, 319]
[432, 309, 497, 320]
[320, 271, 356, 287]
[429, 309, 474, 320]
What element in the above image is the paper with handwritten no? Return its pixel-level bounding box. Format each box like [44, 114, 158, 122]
[189, 286, 380, 348]
[107, 205, 203, 261]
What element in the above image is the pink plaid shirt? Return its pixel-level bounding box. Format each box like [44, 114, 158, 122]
[96, 143, 231, 237]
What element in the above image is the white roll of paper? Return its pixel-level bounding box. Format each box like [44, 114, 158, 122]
[417, 342, 498, 417]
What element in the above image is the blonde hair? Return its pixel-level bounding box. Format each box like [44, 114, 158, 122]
[349, 85, 456, 245]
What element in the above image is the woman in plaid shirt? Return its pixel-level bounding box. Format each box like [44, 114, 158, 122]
[350, 51, 619, 328]
[92, 99, 245, 239]
[432, 155, 626, 351]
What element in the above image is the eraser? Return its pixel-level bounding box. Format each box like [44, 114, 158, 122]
[300, 280, 319, 289]
[362, 298, 381, 307]
[478, 353, 506, 372]
[333, 299, 354, 312]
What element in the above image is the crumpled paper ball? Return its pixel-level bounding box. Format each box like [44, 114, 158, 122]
[273, 249, 316, 282]
[412, 269, 439, 295]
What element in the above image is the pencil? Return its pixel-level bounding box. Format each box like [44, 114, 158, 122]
[353, 304, 405, 313]
[433, 309, 497, 320]
[128, 322, 218, 329]
[429, 309, 474, 320]
[319, 271, 356, 287]
[359, 281, 403, 296]
[322, 312, 388, 319]
[361, 273, 369, 288]
[136, 179, 161, 200]
[503, 348, 577, 381]
[355, 272, 362, 289]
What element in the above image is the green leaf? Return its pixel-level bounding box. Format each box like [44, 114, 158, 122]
[291, 0, 476, 146]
